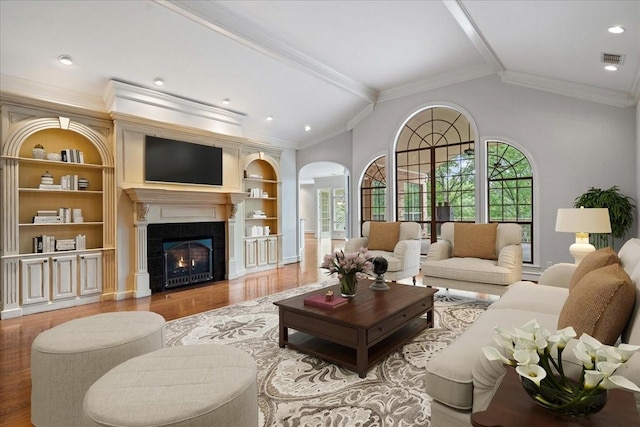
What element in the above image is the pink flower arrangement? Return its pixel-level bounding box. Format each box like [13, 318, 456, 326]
[320, 248, 373, 279]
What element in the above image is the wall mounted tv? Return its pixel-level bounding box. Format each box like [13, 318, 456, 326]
[145, 136, 223, 186]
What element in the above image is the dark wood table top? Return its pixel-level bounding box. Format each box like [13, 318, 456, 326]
[471, 366, 640, 427]
[274, 281, 437, 326]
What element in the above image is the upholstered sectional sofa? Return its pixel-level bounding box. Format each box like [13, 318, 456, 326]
[426, 238, 640, 426]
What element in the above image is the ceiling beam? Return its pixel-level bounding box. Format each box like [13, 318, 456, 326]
[155, 0, 378, 105]
[443, 0, 505, 73]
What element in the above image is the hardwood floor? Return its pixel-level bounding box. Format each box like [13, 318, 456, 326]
[0, 236, 350, 427]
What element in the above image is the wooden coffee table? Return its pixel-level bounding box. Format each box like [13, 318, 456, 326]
[274, 281, 436, 378]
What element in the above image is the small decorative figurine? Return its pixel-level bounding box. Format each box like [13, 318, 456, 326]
[325, 290, 334, 301]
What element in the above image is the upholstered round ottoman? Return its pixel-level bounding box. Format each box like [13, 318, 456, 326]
[83, 344, 258, 427]
[31, 311, 166, 427]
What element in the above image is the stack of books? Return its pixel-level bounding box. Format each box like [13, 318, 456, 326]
[251, 210, 267, 218]
[33, 210, 62, 224]
[74, 234, 87, 250]
[60, 175, 79, 191]
[60, 149, 85, 163]
[33, 235, 56, 253]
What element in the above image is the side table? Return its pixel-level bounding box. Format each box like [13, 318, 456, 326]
[471, 367, 640, 427]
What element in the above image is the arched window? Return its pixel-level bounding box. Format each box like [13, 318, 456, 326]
[395, 106, 475, 242]
[361, 156, 386, 230]
[487, 141, 533, 263]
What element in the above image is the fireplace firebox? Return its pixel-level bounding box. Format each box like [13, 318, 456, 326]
[163, 238, 213, 288]
[147, 222, 226, 292]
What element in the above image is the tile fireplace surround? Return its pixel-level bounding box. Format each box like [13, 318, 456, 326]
[124, 187, 246, 298]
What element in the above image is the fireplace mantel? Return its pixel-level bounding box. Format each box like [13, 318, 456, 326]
[124, 187, 247, 221]
[124, 187, 246, 206]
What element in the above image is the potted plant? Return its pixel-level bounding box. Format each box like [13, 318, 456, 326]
[573, 186, 636, 248]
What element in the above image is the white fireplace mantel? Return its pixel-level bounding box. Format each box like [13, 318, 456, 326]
[124, 187, 247, 221]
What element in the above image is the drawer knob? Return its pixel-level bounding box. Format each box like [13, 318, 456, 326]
[378, 327, 383, 331]
[402, 313, 407, 318]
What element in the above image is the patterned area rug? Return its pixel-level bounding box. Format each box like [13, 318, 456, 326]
[165, 280, 491, 427]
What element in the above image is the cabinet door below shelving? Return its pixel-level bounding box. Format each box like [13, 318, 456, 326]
[20, 257, 50, 305]
[51, 254, 77, 300]
[80, 252, 102, 295]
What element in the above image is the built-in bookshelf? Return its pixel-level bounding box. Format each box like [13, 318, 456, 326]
[0, 107, 115, 319]
[242, 155, 281, 271]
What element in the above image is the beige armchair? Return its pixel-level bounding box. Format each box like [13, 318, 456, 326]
[344, 221, 422, 284]
[422, 222, 522, 295]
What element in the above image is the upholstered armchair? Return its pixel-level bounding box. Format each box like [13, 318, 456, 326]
[422, 222, 523, 295]
[344, 221, 422, 284]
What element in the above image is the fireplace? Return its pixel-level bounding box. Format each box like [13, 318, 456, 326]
[163, 238, 213, 288]
[147, 222, 225, 292]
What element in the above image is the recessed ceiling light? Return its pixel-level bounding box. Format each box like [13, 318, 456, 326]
[153, 77, 164, 86]
[58, 55, 73, 66]
[304, 125, 311, 132]
[222, 98, 230, 105]
[608, 25, 625, 34]
[604, 64, 619, 71]
[266, 116, 274, 121]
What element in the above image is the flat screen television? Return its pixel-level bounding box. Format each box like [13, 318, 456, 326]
[145, 136, 223, 186]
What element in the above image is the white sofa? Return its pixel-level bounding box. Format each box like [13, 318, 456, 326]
[426, 238, 640, 427]
[422, 222, 523, 296]
[344, 221, 421, 284]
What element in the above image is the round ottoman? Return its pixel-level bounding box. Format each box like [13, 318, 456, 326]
[83, 344, 258, 427]
[31, 311, 166, 427]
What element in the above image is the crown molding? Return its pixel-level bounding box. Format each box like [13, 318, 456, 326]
[347, 104, 375, 130]
[0, 74, 106, 113]
[500, 70, 636, 108]
[378, 65, 495, 102]
[155, 0, 378, 105]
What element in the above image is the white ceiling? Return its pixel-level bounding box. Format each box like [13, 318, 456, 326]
[1, 0, 638, 156]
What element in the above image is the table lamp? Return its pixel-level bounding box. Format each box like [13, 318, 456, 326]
[555, 207, 612, 264]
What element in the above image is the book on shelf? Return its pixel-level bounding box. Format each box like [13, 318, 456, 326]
[36, 210, 58, 216]
[39, 184, 63, 190]
[33, 215, 62, 223]
[303, 293, 348, 309]
[55, 239, 76, 251]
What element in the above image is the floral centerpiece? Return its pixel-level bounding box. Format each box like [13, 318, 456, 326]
[483, 319, 640, 416]
[321, 248, 373, 297]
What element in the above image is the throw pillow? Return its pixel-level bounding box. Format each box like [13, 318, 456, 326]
[452, 223, 498, 260]
[558, 263, 635, 345]
[367, 222, 401, 252]
[569, 247, 620, 291]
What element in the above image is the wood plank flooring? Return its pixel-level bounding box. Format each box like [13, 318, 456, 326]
[0, 236, 351, 426]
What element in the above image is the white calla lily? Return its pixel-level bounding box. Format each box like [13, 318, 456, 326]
[613, 343, 640, 362]
[584, 370, 604, 389]
[516, 364, 547, 386]
[482, 346, 514, 365]
[513, 349, 539, 366]
[600, 375, 640, 392]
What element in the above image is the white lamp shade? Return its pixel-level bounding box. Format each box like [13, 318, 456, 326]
[555, 208, 612, 233]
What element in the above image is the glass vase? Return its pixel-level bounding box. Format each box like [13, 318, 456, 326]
[520, 375, 608, 417]
[339, 273, 358, 297]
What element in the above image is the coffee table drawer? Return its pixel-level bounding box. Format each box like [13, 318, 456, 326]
[367, 298, 432, 344]
[282, 311, 357, 345]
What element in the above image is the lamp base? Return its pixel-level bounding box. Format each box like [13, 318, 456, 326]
[569, 242, 595, 265]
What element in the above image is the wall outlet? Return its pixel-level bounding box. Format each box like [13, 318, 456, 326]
[547, 261, 553, 268]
